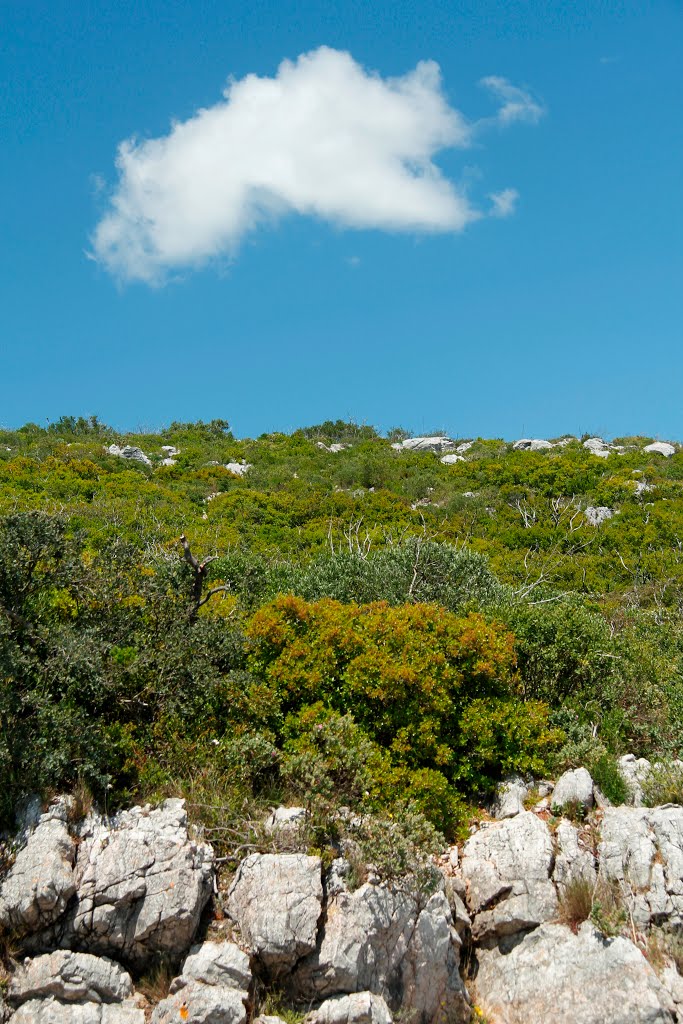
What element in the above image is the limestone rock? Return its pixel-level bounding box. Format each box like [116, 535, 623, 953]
[227, 853, 323, 972]
[551, 767, 594, 813]
[491, 776, 528, 819]
[151, 982, 247, 1024]
[170, 940, 252, 993]
[618, 754, 653, 805]
[224, 462, 252, 476]
[391, 437, 456, 453]
[294, 881, 469, 1024]
[0, 801, 77, 934]
[306, 992, 393, 1024]
[106, 445, 151, 466]
[459, 812, 557, 943]
[599, 806, 683, 929]
[552, 820, 597, 891]
[644, 442, 676, 457]
[583, 437, 608, 452]
[584, 506, 615, 526]
[512, 439, 554, 451]
[475, 921, 676, 1023]
[12, 1001, 145, 1023]
[9, 950, 134, 1006]
[37, 799, 214, 969]
[264, 806, 308, 834]
[440, 454, 465, 465]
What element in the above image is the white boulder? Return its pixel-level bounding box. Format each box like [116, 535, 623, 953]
[644, 442, 676, 457]
[227, 853, 323, 972]
[106, 445, 151, 466]
[459, 812, 557, 943]
[475, 921, 676, 1023]
[305, 993, 393, 1024]
[551, 767, 594, 813]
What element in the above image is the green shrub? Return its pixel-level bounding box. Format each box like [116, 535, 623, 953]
[590, 752, 630, 805]
[641, 761, 683, 806]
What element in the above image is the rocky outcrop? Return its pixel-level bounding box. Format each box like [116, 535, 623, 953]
[152, 940, 251, 1024]
[294, 880, 470, 1024]
[551, 767, 594, 813]
[491, 776, 528, 819]
[475, 921, 676, 1024]
[584, 506, 615, 526]
[106, 445, 151, 466]
[440, 454, 465, 464]
[151, 985, 247, 1024]
[391, 436, 456, 453]
[644, 442, 676, 457]
[459, 812, 557, 944]
[227, 853, 323, 972]
[5, 798, 213, 970]
[512, 439, 554, 451]
[305, 993, 393, 1024]
[0, 799, 77, 934]
[599, 805, 683, 929]
[552, 819, 597, 892]
[8, 950, 143, 1023]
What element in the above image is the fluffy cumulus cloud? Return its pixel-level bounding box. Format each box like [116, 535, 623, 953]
[92, 47, 542, 282]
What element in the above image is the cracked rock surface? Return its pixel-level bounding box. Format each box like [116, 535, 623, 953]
[305, 992, 393, 1024]
[599, 805, 683, 929]
[459, 812, 557, 943]
[227, 853, 323, 972]
[0, 800, 77, 934]
[475, 921, 677, 1024]
[293, 880, 470, 1024]
[8, 798, 214, 970]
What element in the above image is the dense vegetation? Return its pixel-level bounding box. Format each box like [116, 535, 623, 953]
[1, 416, 682, 861]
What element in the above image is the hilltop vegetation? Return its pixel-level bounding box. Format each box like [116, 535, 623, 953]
[1, 416, 682, 860]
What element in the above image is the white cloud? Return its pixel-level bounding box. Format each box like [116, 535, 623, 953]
[489, 188, 519, 218]
[479, 76, 544, 126]
[92, 48, 542, 282]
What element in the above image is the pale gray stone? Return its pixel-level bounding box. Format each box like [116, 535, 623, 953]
[440, 454, 465, 464]
[584, 506, 615, 526]
[106, 445, 151, 466]
[583, 437, 608, 452]
[38, 799, 214, 969]
[391, 437, 456, 453]
[151, 982, 247, 1024]
[552, 820, 597, 891]
[0, 802, 77, 934]
[644, 442, 676, 457]
[599, 806, 683, 929]
[227, 853, 323, 971]
[11, 999, 145, 1023]
[475, 922, 676, 1024]
[294, 882, 469, 1024]
[224, 462, 252, 476]
[512, 439, 554, 451]
[9, 950, 133, 1006]
[264, 806, 308, 833]
[619, 754, 653, 805]
[460, 812, 557, 942]
[491, 776, 528, 819]
[306, 992, 393, 1024]
[170, 941, 251, 993]
[552, 767, 594, 812]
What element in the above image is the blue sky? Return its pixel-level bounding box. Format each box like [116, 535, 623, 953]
[2, 0, 681, 439]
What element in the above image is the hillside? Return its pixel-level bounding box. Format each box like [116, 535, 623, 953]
[1, 417, 682, 839]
